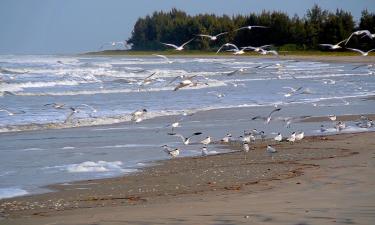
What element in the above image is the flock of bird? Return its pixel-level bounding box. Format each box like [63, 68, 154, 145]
[1, 25, 375, 160]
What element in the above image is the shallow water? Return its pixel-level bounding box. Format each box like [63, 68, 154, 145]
[0, 55, 374, 199]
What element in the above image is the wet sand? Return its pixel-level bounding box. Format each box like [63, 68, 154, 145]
[1, 132, 374, 225]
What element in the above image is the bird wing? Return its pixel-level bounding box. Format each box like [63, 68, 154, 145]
[168, 133, 185, 141]
[227, 43, 239, 50]
[161, 43, 179, 49]
[216, 44, 226, 54]
[252, 25, 269, 28]
[181, 38, 195, 47]
[187, 132, 203, 139]
[197, 34, 212, 38]
[352, 64, 366, 70]
[347, 48, 365, 55]
[251, 115, 266, 121]
[268, 50, 279, 55]
[319, 44, 334, 47]
[215, 32, 228, 37]
[260, 45, 272, 49]
[144, 72, 157, 81]
[234, 27, 247, 31]
[345, 33, 356, 45]
[336, 39, 348, 46]
[153, 54, 169, 61]
[366, 49, 375, 54]
[268, 108, 281, 117]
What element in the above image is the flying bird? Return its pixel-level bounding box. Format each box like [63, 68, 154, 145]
[319, 39, 347, 50]
[152, 54, 173, 64]
[235, 25, 268, 31]
[168, 132, 202, 145]
[161, 38, 194, 51]
[346, 48, 375, 56]
[196, 32, 228, 41]
[251, 108, 282, 124]
[345, 30, 372, 44]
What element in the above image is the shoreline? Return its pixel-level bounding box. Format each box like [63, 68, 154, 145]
[1, 131, 374, 224]
[83, 50, 375, 63]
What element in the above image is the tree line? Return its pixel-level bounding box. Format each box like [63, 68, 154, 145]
[127, 5, 375, 51]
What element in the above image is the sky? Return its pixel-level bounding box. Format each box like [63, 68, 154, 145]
[0, 0, 374, 54]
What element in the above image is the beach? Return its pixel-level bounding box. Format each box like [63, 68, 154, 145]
[0, 131, 374, 224]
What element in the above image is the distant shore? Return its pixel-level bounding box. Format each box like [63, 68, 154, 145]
[83, 50, 375, 63]
[1, 131, 374, 224]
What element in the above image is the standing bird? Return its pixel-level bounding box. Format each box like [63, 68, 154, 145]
[196, 32, 228, 41]
[168, 132, 202, 145]
[243, 142, 250, 153]
[162, 145, 180, 158]
[221, 133, 232, 143]
[201, 146, 209, 156]
[161, 38, 194, 51]
[335, 121, 346, 132]
[200, 136, 212, 145]
[274, 133, 282, 142]
[287, 132, 296, 143]
[295, 131, 304, 141]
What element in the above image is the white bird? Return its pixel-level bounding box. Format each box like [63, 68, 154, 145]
[197, 32, 228, 41]
[221, 133, 232, 143]
[201, 146, 209, 156]
[335, 121, 346, 131]
[287, 132, 296, 143]
[258, 49, 279, 56]
[243, 142, 250, 153]
[216, 43, 240, 54]
[245, 45, 273, 52]
[200, 136, 212, 145]
[283, 86, 303, 97]
[345, 30, 372, 44]
[152, 54, 173, 64]
[295, 131, 304, 141]
[0, 108, 14, 116]
[168, 132, 202, 145]
[64, 107, 79, 123]
[328, 115, 337, 121]
[346, 48, 375, 56]
[266, 145, 277, 153]
[161, 38, 194, 51]
[235, 25, 268, 31]
[174, 79, 194, 91]
[44, 103, 65, 109]
[139, 72, 158, 86]
[162, 145, 180, 157]
[274, 133, 282, 142]
[131, 109, 147, 122]
[251, 108, 282, 124]
[319, 39, 347, 50]
[166, 121, 181, 132]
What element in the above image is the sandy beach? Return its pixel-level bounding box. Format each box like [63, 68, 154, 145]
[1, 131, 374, 225]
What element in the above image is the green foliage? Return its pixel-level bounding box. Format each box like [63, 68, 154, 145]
[128, 5, 373, 51]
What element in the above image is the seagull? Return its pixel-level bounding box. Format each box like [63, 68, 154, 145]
[174, 79, 194, 91]
[258, 49, 279, 56]
[243, 142, 250, 153]
[221, 133, 232, 143]
[0, 108, 14, 116]
[152, 54, 173, 64]
[235, 25, 268, 31]
[44, 103, 65, 109]
[287, 132, 296, 143]
[196, 32, 228, 41]
[200, 136, 212, 145]
[345, 30, 372, 44]
[216, 43, 240, 54]
[319, 39, 347, 50]
[266, 145, 277, 154]
[161, 38, 194, 51]
[201, 146, 209, 156]
[259, 131, 267, 141]
[131, 109, 147, 122]
[335, 121, 346, 131]
[274, 133, 282, 142]
[251, 108, 282, 124]
[295, 131, 304, 141]
[225, 68, 247, 76]
[139, 72, 158, 86]
[162, 145, 180, 157]
[283, 86, 303, 97]
[346, 48, 375, 56]
[328, 115, 337, 121]
[245, 45, 273, 52]
[64, 107, 79, 123]
[168, 132, 202, 145]
[166, 121, 181, 132]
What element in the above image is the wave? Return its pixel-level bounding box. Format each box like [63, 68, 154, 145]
[0, 187, 28, 200]
[46, 160, 136, 174]
[0, 80, 83, 92]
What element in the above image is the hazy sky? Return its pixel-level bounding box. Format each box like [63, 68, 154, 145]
[0, 0, 374, 54]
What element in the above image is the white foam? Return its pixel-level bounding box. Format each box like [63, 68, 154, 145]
[21, 147, 45, 151]
[61, 146, 76, 150]
[64, 161, 126, 173]
[0, 188, 28, 200]
[96, 144, 157, 149]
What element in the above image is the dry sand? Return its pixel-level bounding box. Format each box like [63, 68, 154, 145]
[1, 132, 374, 225]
